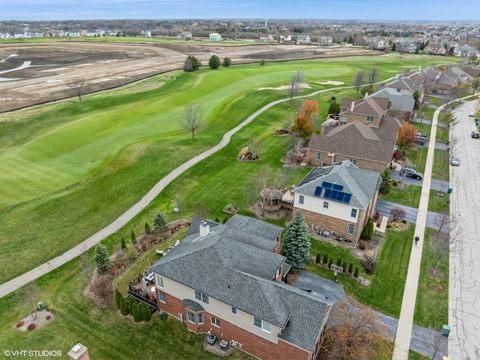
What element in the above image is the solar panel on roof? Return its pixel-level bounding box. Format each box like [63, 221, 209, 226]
[324, 188, 332, 198]
[332, 184, 344, 191]
[322, 182, 333, 189]
[314, 187, 322, 197]
[344, 194, 352, 203]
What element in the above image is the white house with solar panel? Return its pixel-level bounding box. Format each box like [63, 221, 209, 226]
[293, 160, 381, 243]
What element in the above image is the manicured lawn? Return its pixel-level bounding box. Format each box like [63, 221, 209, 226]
[404, 147, 428, 174]
[432, 149, 449, 182]
[428, 190, 450, 213]
[428, 96, 444, 107]
[381, 184, 422, 208]
[422, 107, 436, 120]
[307, 226, 415, 318]
[0, 237, 251, 360]
[414, 229, 449, 329]
[0, 55, 455, 284]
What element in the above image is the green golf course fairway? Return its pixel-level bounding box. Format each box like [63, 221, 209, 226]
[0, 54, 457, 284]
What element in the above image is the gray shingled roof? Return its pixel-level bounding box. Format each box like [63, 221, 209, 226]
[188, 217, 221, 236]
[151, 214, 331, 352]
[183, 299, 204, 312]
[295, 160, 381, 209]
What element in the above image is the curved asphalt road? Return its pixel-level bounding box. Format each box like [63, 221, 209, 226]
[2, 78, 403, 299]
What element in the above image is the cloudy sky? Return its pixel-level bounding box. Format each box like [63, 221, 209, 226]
[2, 0, 479, 21]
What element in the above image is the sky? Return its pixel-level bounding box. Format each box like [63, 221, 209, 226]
[1, 0, 480, 21]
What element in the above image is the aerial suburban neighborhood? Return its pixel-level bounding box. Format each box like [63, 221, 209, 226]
[0, 1, 479, 360]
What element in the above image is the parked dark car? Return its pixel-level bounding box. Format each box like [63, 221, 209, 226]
[472, 131, 480, 139]
[401, 167, 423, 180]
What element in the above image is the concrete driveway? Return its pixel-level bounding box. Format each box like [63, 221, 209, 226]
[294, 272, 447, 359]
[391, 171, 450, 193]
[376, 200, 448, 231]
[448, 100, 480, 359]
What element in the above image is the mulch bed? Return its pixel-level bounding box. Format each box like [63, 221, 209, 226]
[14, 310, 54, 332]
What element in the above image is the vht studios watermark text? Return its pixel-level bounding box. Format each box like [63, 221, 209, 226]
[3, 349, 62, 357]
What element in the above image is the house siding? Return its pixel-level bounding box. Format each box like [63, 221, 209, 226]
[157, 287, 315, 360]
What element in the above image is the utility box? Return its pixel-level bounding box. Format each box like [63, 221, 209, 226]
[447, 187, 453, 194]
[68, 343, 89, 360]
[442, 324, 451, 337]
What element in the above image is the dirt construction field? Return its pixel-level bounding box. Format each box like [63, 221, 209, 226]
[0, 41, 379, 112]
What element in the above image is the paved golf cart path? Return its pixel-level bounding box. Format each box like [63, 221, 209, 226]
[0, 77, 399, 299]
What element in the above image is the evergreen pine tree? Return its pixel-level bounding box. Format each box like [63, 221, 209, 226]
[140, 303, 152, 321]
[322, 254, 329, 264]
[282, 211, 310, 270]
[379, 168, 392, 195]
[119, 297, 128, 315]
[144, 222, 151, 234]
[354, 268, 359, 278]
[328, 101, 340, 116]
[328, 257, 333, 269]
[360, 218, 375, 240]
[115, 289, 123, 308]
[130, 229, 136, 244]
[95, 244, 110, 275]
[222, 57, 231, 67]
[348, 263, 353, 274]
[315, 253, 321, 264]
[154, 213, 167, 232]
[183, 56, 194, 72]
[121, 237, 127, 250]
[133, 302, 142, 322]
[209, 55, 221, 69]
[337, 257, 342, 266]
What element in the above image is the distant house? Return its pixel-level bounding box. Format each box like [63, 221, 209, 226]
[209, 33, 222, 41]
[424, 42, 447, 56]
[151, 214, 332, 360]
[307, 97, 401, 172]
[296, 35, 311, 45]
[371, 87, 415, 119]
[293, 161, 381, 243]
[454, 45, 478, 58]
[319, 36, 333, 46]
[177, 31, 193, 40]
[279, 35, 292, 44]
[419, 68, 459, 95]
[260, 34, 274, 43]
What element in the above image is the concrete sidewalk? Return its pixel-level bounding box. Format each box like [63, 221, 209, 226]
[392, 102, 443, 360]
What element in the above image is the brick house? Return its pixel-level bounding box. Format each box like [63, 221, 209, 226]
[150, 214, 332, 360]
[293, 160, 381, 243]
[307, 97, 401, 173]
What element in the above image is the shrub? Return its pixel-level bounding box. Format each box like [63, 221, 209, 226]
[208, 55, 221, 69]
[360, 218, 375, 241]
[379, 168, 392, 195]
[362, 254, 376, 275]
[130, 229, 137, 244]
[132, 302, 142, 322]
[327, 257, 333, 269]
[215, 217, 220, 223]
[222, 57, 231, 67]
[223, 217, 229, 224]
[315, 254, 321, 264]
[119, 297, 128, 316]
[90, 275, 114, 307]
[154, 213, 167, 232]
[336, 257, 342, 266]
[392, 180, 398, 187]
[15, 321, 24, 328]
[342, 261, 347, 271]
[115, 289, 123, 308]
[27, 323, 36, 331]
[121, 237, 127, 250]
[144, 222, 151, 234]
[390, 207, 407, 222]
[348, 263, 353, 274]
[372, 211, 380, 222]
[260, 59, 266, 66]
[46, 315, 51, 321]
[94, 244, 110, 275]
[322, 254, 329, 264]
[353, 268, 359, 278]
[140, 303, 152, 322]
[358, 240, 366, 250]
[183, 55, 201, 72]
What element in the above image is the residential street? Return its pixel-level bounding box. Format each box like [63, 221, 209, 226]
[448, 100, 480, 360]
[376, 199, 448, 231]
[391, 171, 450, 192]
[294, 272, 447, 359]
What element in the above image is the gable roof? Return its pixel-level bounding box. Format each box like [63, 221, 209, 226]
[380, 77, 423, 94]
[340, 97, 390, 117]
[151, 214, 331, 352]
[308, 116, 400, 165]
[294, 160, 381, 209]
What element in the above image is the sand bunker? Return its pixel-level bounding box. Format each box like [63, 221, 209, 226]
[316, 80, 345, 85]
[258, 83, 311, 91]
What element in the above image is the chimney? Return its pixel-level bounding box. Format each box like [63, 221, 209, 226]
[199, 221, 210, 237]
[350, 100, 355, 112]
[68, 344, 89, 360]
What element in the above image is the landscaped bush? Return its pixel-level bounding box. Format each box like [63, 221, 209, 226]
[315, 254, 321, 264]
[342, 261, 347, 271]
[362, 254, 377, 275]
[15, 321, 24, 328]
[140, 303, 152, 322]
[336, 257, 342, 266]
[358, 240, 366, 250]
[322, 254, 328, 264]
[27, 323, 36, 331]
[130, 230, 137, 244]
[390, 207, 407, 222]
[132, 302, 142, 322]
[119, 297, 128, 316]
[372, 211, 380, 222]
[90, 275, 114, 307]
[144, 222, 151, 234]
[348, 263, 353, 274]
[353, 268, 359, 278]
[360, 218, 375, 241]
[46, 315, 51, 321]
[115, 289, 123, 308]
[121, 237, 127, 250]
[154, 213, 167, 232]
[327, 257, 333, 269]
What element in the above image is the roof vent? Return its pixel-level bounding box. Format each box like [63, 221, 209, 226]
[199, 221, 210, 237]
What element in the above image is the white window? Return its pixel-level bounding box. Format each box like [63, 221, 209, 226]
[211, 316, 221, 327]
[254, 317, 272, 333]
[348, 224, 355, 235]
[158, 291, 166, 304]
[299, 195, 304, 205]
[198, 312, 204, 324]
[351, 209, 357, 218]
[188, 311, 196, 324]
[323, 201, 329, 209]
[155, 274, 164, 288]
[195, 290, 209, 304]
[231, 307, 237, 314]
[367, 116, 374, 122]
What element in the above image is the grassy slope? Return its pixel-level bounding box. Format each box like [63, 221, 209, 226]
[381, 185, 422, 208]
[0, 55, 454, 284]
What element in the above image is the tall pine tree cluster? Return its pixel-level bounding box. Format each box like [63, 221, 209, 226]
[282, 211, 310, 270]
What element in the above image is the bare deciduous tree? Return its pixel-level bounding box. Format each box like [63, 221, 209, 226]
[80, 250, 94, 282]
[367, 67, 380, 86]
[353, 70, 365, 93]
[69, 77, 88, 100]
[182, 104, 203, 140]
[244, 166, 272, 216]
[288, 71, 305, 100]
[25, 281, 39, 320]
[322, 298, 387, 360]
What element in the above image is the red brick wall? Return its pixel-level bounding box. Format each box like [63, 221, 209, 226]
[157, 290, 314, 360]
